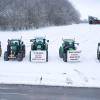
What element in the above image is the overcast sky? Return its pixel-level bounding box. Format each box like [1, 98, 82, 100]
[69, 0, 100, 19]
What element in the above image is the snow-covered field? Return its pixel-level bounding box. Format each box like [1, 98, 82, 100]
[0, 23, 100, 87]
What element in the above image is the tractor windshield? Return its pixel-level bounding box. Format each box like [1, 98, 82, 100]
[65, 42, 74, 46]
[64, 39, 74, 46]
[10, 40, 19, 45]
[63, 39, 75, 50]
[36, 38, 44, 43]
[69, 41, 74, 46]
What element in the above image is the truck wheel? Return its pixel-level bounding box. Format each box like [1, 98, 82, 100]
[4, 51, 9, 61]
[59, 47, 63, 58]
[63, 53, 67, 62]
[89, 21, 93, 24]
[17, 53, 23, 61]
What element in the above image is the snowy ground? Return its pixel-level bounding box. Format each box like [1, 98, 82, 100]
[0, 23, 100, 87]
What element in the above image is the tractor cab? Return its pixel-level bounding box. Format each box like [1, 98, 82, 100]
[59, 39, 81, 62]
[30, 37, 49, 62]
[30, 37, 48, 50]
[9, 40, 20, 46]
[8, 39, 20, 54]
[4, 39, 25, 61]
[63, 39, 76, 51]
[8, 39, 23, 48]
[35, 37, 44, 43]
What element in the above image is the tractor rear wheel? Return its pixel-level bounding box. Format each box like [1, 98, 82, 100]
[97, 44, 100, 60]
[97, 49, 100, 60]
[63, 53, 67, 62]
[7, 45, 10, 54]
[22, 45, 25, 57]
[29, 51, 31, 61]
[17, 53, 23, 61]
[46, 51, 48, 62]
[4, 51, 9, 61]
[59, 47, 63, 58]
[0, 48, 2, 57]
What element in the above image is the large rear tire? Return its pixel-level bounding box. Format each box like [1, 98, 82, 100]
[0, 48, 2, 57]
[97, 49, 100, 60]
[59, 47, 63, 58]
[29, 51, 31, 62]
[17, 53, 23, 61]
[4, 51, 9, 61]
[63, 53, 67, 62]
[97, 43, 100, 60]
[22, 45, 25, 57]
[7, 45, 10, 55]
[46, 51, 48, 62]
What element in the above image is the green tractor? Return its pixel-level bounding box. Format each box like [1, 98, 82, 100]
[59, 39, 80, 62]
[30, 37, 49, 62]
[4, 39, 25, 61]
[0, 41, 2, 57]
[97, 43, 100, 61]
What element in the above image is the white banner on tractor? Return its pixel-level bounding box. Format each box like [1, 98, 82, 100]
[31, 50, 46, 62]
[67, 50, 81, 62]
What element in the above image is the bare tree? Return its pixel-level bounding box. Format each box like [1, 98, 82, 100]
[0, 0, 80, 30]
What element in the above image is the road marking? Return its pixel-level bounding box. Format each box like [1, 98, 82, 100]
[0, 92, 33, 97]
[0, 87, 17, 90]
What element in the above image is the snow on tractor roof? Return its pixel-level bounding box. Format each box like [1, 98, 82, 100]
[35, 37, 45, 39]
[9, 39, 21, 41]
[63, 39, 75, 43]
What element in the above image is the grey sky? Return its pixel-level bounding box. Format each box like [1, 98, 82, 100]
[69, 0, 100, 19]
